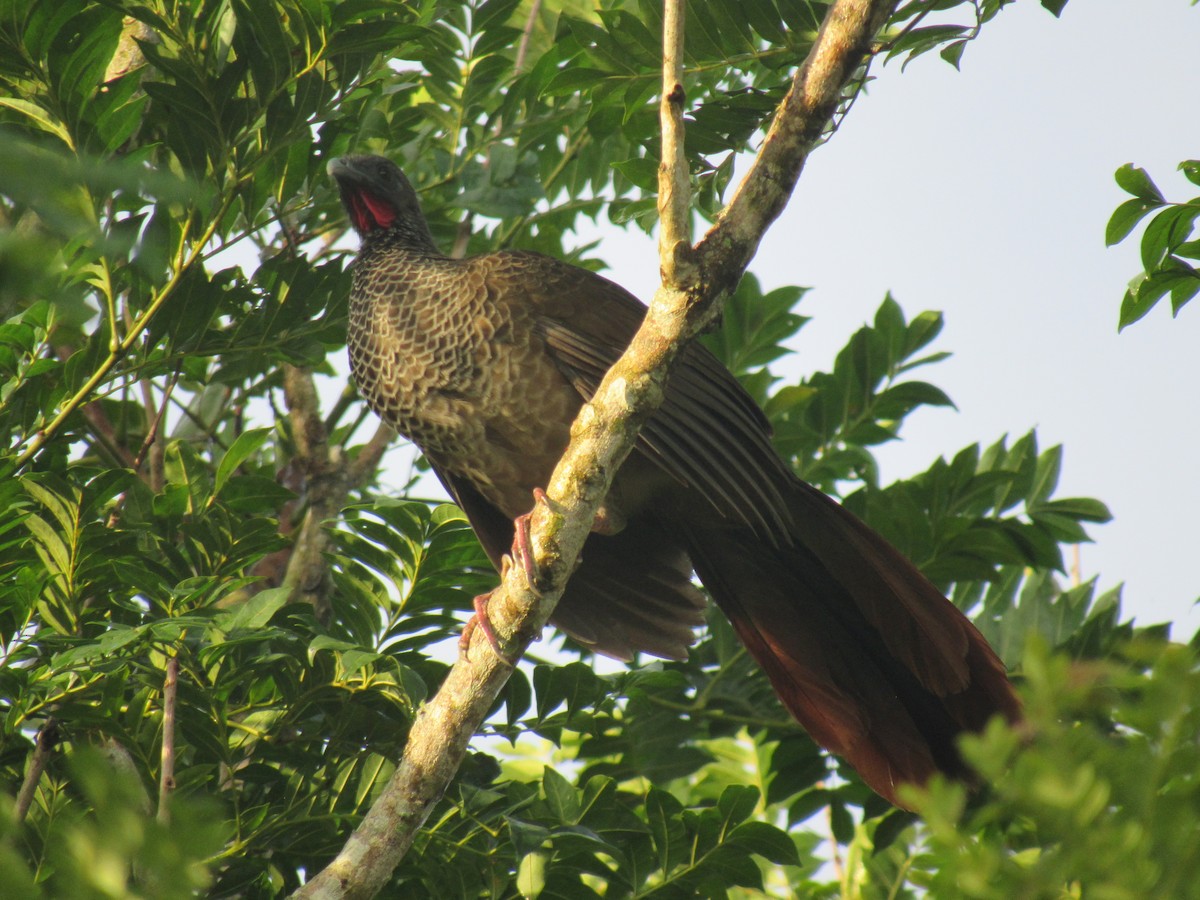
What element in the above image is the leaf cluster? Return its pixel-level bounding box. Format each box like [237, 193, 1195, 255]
[911, 636, 1200, 899]
[1106, 161, 1200, 329]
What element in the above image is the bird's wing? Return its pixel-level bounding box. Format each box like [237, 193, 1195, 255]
[485, 251, 797, 543]
[433, 462, 705, 660]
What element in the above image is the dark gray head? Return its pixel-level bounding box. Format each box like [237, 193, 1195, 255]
[327, 155, 437, 249]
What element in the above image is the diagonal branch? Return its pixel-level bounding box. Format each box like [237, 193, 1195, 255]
[294, 0, 897, 896]
[13, 718, 58, 825]
[694, 0, 896, 296]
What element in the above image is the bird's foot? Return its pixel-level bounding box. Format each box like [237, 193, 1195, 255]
[460, 488, 558, 663]
[512, 488, 552, 592]
[459, 587, 513, 665]
[459, 497, 549, 662]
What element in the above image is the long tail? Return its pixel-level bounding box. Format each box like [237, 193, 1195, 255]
[680, 479, 1020, 807]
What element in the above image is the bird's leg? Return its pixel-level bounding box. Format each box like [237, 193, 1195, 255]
[460, 555, 515, 663]
[459, 489, 552, 661]
[511, 487, 551, 592]
[459, 595, 509, 663]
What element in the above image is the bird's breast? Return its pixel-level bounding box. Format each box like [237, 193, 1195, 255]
[347, 256, 583, 518]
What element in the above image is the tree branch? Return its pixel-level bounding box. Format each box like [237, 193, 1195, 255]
[658, 0, 692, 279]
[12, 718, 57, 825]
[346, 422, 395, 488]
[281, 364, 343, 623]
[694, 0, 897, 297]
[295, 0, 897, 895]
[157, 656, 179, 824]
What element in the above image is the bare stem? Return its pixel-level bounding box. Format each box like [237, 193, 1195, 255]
[157, 656, 179, 824]
[514, 0, 543, 73]
[136, 371, 178, 492]
[14, 718, 58, 825]
[346, 422, 395, 488]
[658, 0, 692, 277]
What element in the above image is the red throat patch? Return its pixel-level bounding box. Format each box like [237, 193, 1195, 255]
[350, 190, 397, 231]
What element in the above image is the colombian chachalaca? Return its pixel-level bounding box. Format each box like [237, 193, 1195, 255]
[329, 154, 1020, 806]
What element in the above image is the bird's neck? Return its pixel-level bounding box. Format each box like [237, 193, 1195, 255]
[364, 221, 443, 256]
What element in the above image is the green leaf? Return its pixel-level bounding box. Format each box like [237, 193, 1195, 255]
[506, 816, 551, 858]
[717, 784, 760, 828]
[1029, 445, 1062, 505]
[214, 428, 272, 495]
[940, 39, 968, 69]
[219, 475, 295, 513]
[1114, 163, 1164, 202]
[830, 801, 855, 844]
[875, 380, 956, 412]
[24, 513, 71, 579]
[1119, 286, 1156, 331]
[1032, 497, 1113, 523]
[646, 787, 685, 872]
[516, 851, 547, 899]
[474, 0, 523, 34]
[216, 586, 291, 631]
[611, 156, 658, 192]
[544, 67, 614, 97]
[1106, 197, 1161, 246]
[1140, 205, 1199, 271]
[728, 820, 800, 866]
[741, 0, 789, 44]
[0, 98, 73, 146]
[542, 766, 580, 823]
[232, 0, 293, 97]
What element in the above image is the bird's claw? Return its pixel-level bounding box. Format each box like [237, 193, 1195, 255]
[459, 488, 553, 663]
[513, 487, 552, 592]
[458, 589, 514, 665]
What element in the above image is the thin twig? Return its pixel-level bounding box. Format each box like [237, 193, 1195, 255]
[13, 718, 58, 825]
[450, 213, 474, 260]
[514, 0, 542, 73]
[347, 422, 395, 488]
[827, 797, 845, 882]
[658, 0, 692, 279]
[322, 383, 359, 436]
[158, 656, 179, 824]
[135, 370, 178, 491]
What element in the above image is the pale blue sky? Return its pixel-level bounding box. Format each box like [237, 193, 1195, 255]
[579, 2, 1200, 637]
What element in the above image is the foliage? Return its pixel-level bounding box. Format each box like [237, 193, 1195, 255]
[1106, 161, 1200, 329]
[911, 636, 1200, 899]
[0, 0, 1188, 896]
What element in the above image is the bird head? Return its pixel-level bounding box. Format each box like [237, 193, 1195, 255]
[327, 155, 432, 244]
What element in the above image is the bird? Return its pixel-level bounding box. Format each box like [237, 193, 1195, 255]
[328, 153, 1021, 807]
